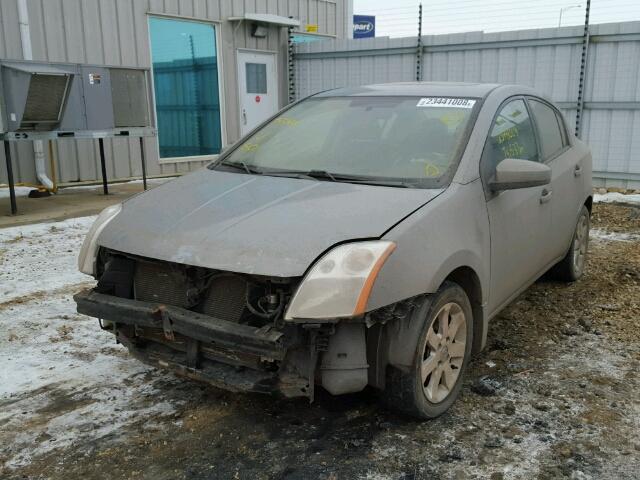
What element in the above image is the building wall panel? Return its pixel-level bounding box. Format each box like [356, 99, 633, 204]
[1, 0, 351, 187]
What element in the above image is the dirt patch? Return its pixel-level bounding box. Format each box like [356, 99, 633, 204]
[0, 282, 91, 312]
[2, 203, 639, 480]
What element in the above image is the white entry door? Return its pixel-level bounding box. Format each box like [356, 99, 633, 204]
[237, 51, 278, 136]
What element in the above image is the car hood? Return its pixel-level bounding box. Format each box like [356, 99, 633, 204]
[98, 170, 443, 277]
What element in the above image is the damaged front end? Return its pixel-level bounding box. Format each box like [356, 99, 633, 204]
[74, 249, 372, 400]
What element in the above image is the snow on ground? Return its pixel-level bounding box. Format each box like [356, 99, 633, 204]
[593, 192, 640, 205]
[0, 176, 175, 199]
[0, 216, 182, 469]
[61, 176, 175, 193]
[0, 185, 34, 199]
[589, 228, 640, 243]
[0, 216, 95, 303]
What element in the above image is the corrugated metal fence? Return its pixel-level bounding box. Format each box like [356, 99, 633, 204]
[294, 22, 640, 189]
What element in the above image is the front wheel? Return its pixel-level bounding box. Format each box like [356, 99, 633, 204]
[550, 205, 590, 282]
[383, 282, 473, 419]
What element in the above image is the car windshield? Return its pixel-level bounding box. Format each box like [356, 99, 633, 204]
[212, 96, 479, 188]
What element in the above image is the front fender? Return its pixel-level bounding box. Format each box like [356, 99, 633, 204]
[366, 180, 490, 311]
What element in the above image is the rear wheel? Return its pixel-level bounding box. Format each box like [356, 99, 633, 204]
[551, 205, 590, 282]
[383, 282, 473, 419]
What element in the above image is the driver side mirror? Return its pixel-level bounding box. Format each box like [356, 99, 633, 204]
[489, 158, 551, 191]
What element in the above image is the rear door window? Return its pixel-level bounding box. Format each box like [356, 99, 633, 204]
[529, 99, 565, 161]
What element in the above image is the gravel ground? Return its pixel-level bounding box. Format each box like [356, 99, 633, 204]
[1, 202, 639, 480]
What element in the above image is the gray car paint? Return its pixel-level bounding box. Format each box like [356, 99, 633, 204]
[366, 84, 592, 354]
[369, 178, 492, 357]
[97, 169, 443, 277]
[95, 82, 592, 356]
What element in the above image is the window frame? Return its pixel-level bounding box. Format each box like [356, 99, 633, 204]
[525, 96, 572, 164]
[147, 14, 228, 165]
[479, 95, 542, 196]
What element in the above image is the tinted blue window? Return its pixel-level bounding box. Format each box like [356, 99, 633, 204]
[149, 17, 222, 158]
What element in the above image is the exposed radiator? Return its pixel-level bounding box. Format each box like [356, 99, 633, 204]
[200, 275, 248, 323]
[134, 260, 190, 308]
[133, 260, 248, 323]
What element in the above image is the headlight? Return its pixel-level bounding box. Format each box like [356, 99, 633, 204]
[284, 241, 396, 320]
[77, 203, 122, 276]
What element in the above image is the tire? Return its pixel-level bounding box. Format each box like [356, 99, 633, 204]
[550, 205, 590, 282]
[383, 281, 473, 419]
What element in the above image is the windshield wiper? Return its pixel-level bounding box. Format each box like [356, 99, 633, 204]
[306, 170, 337, 181]
[264, 169, 412, 188]
[344, 178, 412, 188]
[219, 160, 262, 175]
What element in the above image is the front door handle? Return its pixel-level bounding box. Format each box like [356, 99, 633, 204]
[242, 109, 247, 125]
[574, 164, 583, 177]
[540, 188, 553, 204]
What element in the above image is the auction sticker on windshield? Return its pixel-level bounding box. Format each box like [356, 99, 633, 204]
[416, 97, 476, 108]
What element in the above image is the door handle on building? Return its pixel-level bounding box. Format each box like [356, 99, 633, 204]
[540, 188, 553, 204]
[242, 109, 247, 125]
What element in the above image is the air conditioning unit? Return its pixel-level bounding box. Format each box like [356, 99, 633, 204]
[0, 60, 152, 134]
[0, 62, 74, 132]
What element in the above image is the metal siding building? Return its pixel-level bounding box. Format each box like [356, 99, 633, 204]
[294, 22, 640, 189]
[0, 0, 352, 185]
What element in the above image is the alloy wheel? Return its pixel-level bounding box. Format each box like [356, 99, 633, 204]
[573, 212, 589, 274]
[421, 302, 467, 403]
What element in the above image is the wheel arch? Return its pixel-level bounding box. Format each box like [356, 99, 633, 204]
[584, 195, 593, 214]
[443, 266, 487, 354]
[382, 264, 487, 372]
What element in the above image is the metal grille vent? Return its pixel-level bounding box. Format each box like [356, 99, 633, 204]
[110, 68, 149, 127]
[134, 261, 189, 308]
[22, 74, 70, 123]
[199, 275, 248, 323]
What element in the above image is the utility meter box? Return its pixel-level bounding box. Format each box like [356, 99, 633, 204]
[0, 60, 152, 133]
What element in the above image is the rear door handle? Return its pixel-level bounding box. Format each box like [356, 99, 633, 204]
[574, 164, 583, 177]
[540, 188, 553, 204]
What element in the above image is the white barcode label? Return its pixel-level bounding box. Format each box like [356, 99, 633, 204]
[416, 97, 476, 108]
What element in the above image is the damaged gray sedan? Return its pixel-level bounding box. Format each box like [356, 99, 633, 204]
[75, 82, 592, 418]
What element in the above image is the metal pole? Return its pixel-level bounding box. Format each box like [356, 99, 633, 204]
[416, 3, 423, 82]
[48, 140, 58, 193]
[189, 34, 204, 155]
[575, 0, 590, 138]
[98, 137, 109, 195]
[139, 137, 147, 190]
[4, 141, 17, 215]
[287, 18, 296, 104]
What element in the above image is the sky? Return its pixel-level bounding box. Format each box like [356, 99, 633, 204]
[353, 0, 640, 38]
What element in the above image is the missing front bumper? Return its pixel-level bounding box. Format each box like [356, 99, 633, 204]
[74, 289, 311, 398]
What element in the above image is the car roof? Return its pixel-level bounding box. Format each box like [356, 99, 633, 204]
[313, 82, 505, 99]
